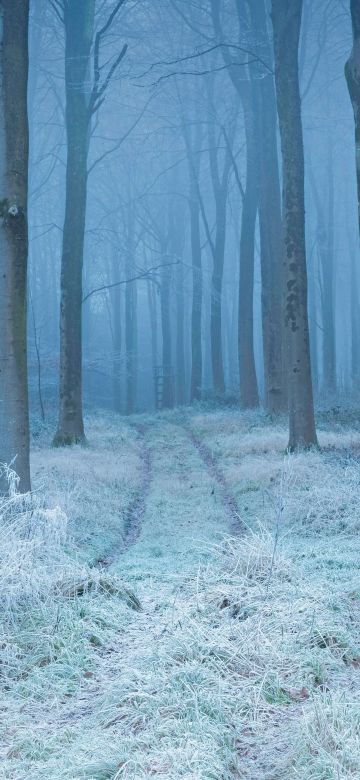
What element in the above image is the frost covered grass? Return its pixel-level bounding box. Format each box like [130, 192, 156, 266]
[3, 408, 360, 778]
[31, 411, 141, 563]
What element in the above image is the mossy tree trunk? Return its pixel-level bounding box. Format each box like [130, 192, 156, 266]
[0, 0, 31, 493]
[272, 0, 318, 450]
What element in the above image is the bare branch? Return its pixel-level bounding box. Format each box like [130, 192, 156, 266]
[49, 0, 65, 24]
[89, 0, 128, 114]
[82, 261, 179, 304]
[135, 43, 274, 80]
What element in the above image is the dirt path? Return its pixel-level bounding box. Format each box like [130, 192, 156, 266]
[186, 426, 244, 535]
[96, 423, 152, 566]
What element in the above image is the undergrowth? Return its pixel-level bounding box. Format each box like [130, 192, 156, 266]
[2, 410, 360, 779]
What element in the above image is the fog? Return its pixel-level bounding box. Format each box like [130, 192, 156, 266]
[26, 0, 356, 420]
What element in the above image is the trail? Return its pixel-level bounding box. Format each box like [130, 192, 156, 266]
[186, 425, 244, 535]
[96, 423, 151, 566]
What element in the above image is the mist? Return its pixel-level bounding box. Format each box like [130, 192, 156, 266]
[2, 2, 360, 778]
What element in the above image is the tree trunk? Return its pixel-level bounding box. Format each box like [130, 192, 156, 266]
[346, 0, 360, 238]
[189, 183, 203, 402]
[147, 279, 158, 408]
[272, 0, 318, 450]
[238, 91, 260, 409]
[160, 258, 174, 408]
[111, 250, 122, 413]
[176, 260, 186, 405]
[183, 118, 203, 403]
[307, 246, 319, 395]
[351, 247, 360, 387]
[309, 162, 336, 393]
[210, 195, 226, 396]
[125, 212, 137, 415]
[248, 0, 286, 413]
[0, 0, 30, 492]
[53, 1, 95, 446]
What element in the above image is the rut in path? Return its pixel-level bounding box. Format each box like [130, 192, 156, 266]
[97, 423, 151, 566]
[186, 427, 244, 535]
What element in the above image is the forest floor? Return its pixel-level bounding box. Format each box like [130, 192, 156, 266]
[2, 406, 360, 779]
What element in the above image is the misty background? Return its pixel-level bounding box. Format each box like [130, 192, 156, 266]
[28, 0, 356, 416]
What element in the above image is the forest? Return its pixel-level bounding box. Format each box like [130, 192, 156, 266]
[2, 0, 360, 778]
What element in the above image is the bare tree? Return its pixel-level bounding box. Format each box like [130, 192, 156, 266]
[271, 0, 318, 449]
[0, 0, 31, 492]
[53, 0, 127, 445]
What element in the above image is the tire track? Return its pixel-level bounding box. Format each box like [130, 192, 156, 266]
[186, 426, 244, 536]
[96, 423, 151, 566]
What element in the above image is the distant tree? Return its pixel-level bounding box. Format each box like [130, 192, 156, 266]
[0, 0, 31, 492]
[346, 0, 360, 238]
[309, 157, 336, 394]
[125, 203, 137, 415]
[181, 114, 203, 403]
[271, 0, 318, 449]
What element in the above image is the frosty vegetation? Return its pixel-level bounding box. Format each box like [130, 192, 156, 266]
[1, 1, 360, 778]
[2, 408, 360, 779]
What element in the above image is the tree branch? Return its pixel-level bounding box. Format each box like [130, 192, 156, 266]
[82, 261, 179, 304]
[89, 0, 128, 115]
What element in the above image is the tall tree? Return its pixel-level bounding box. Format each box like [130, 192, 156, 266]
[125, 204, 137, 415]
[0, 0, 31, 492]
[206, 82, 233, 396]
[247, 0, 286, 413]
[181, 115, 203, 403]
[271, 0, 318, 449]
[309, 159, 336, 393]
[53, 0, 95, 445]
[53, 0, 127, 445]
[210, 0, 259, 408]
[346, 0, 360, 238]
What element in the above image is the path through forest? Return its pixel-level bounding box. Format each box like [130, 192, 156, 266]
[6, 409, 360, 779]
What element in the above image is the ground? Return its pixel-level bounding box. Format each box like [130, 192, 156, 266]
[2, 406, 360, 779]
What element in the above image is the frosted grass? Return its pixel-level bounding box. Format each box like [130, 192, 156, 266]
[2, 409, 360, 779]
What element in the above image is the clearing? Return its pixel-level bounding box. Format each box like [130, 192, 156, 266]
[2, 407, 360, 779]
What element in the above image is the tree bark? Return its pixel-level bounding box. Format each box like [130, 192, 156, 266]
[238, 92, 260, 408]
[248, 0, 286, 413]
[309, 162, 336, 393]
[111, 249, 122, 413]
[147, 279, 158, 407]
[160, 254, 174, 409]
[272, 0, 318, 449]
[189, 181, 203, 402]
[346, 0, 360, 237]
[125, 209, 137, 415]
[0, 0, 30, 493]
[53, 1, 95, 446]
[182, 118, 203, 403]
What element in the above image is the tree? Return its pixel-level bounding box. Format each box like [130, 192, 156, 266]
[53, 0, 127, 445]
[181, 113, 203, 403]
[248, 0, 286, 413]
[345, 0, 360, 238]
[271, 0, 318, 449]
[0, 0, 31, 492]
[125, 203, 137, 415]
[210, 0, 259, 408]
